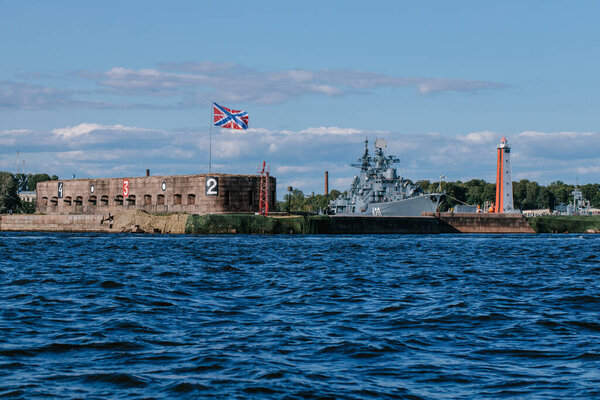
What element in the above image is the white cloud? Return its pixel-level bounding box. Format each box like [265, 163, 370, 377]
[515, 130, 600, 160]
[1, 129, 33, 135]
[457, 130, 497, 144]
[0, 81, 72, 110]
[416, 78, 504, 94]
[2, 62, 505, 110]
[297, 126, 365, 136]
[213, 139, 247, 158]
[85, 63, 505, 105]
[518, 130, 595, 139]
[576, 166, 600, 175]
[56, 150, 90, 161]
[0, 81, 133, 111]
[276, 165, 322, 174]
[308, 84, 344, 96]
[3, 124, 600, 198]
[51, 123, 159, 139]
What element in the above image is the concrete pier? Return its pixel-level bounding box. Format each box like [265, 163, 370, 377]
[426, 212, 535, 233]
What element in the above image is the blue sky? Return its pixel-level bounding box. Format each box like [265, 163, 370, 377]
[1, 1, 599, 196]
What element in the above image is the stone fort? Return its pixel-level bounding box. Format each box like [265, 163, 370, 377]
[36, 173, 276, 215]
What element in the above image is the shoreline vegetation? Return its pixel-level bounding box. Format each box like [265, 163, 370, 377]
[528, 215, 600, 233]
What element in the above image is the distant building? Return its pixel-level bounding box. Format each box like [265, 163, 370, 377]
[18, 191, 37, 203]
[454, 205, 478, 213]
[522, 208, 551, 217]
[36, 173, 276, 215]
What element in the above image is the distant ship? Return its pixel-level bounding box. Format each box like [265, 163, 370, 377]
[329, 138, 444, 216]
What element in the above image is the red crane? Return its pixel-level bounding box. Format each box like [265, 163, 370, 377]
[258, 161, 270, 216]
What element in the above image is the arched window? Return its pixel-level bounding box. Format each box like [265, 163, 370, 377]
[127, 195, 136, 206]
[157, 194, 165, 205]
[173, 194, 182, 205]
[187, 194, 196, 205]
[50, 197, 58, 206]
[115, 195, 123, 205]
[88, 195, 97, 206]
[100, 195, 109, 206]
[74, 196, 83, 206]
[64, 196, 72, 206]
[144, 195, 152, 205]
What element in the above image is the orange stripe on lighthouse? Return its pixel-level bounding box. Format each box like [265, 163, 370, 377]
[499, 148, 504, 213]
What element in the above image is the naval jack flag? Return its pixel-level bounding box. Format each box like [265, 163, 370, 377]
[213, 102, 249, 130]
[208, 102, 249, 173]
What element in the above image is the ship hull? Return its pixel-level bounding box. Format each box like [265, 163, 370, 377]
[337, 194, 442, 217]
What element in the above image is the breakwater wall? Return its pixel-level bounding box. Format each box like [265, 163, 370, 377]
[0, 211, 188, 234]
[0, 214, 111, 233]
[1, 211, 539, 234]
[185, 215, 440, 234]
[528, 215, 600, 233]
[425, 212, 535, 233]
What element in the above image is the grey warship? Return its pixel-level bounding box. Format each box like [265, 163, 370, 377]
[330, 138, 444, 216]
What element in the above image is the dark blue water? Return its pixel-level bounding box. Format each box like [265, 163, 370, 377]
[1, 233, 599, 399]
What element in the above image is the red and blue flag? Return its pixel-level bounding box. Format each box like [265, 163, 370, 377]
[213, 102, 249, 130]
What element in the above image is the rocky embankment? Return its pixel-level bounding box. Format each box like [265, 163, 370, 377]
[110, 210, 188, 234]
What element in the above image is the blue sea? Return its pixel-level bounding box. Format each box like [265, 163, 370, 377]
[1, 232, 599, 399]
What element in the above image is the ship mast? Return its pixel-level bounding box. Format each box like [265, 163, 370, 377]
[351, 137, 371, 171]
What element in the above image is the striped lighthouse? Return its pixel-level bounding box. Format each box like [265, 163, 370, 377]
[495, 137, 514, 213]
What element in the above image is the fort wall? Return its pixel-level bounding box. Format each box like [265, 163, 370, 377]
[36, 174, 276, 215]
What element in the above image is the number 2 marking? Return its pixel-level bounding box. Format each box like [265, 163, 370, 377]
[206, 178, 218, 195]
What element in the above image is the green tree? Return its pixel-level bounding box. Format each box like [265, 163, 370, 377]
[15, 173, 29, 192]
[0, 172, 20, 213]
[524, 180, 540, 210]
[278, 188, 343, 213]
[537, 187, 553, 209]
[441, 182, 467, 211]
[27, 173, 55, 191]
[464, 179, 486, 205]
[581, 184, 600, 208]
[415, 180, 432, 193]
[547, 181, 573, 206]
[18, 200, 36, 214]
[482, 183, 496, 204]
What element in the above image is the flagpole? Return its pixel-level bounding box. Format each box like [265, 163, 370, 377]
[209, 100, 213, 173]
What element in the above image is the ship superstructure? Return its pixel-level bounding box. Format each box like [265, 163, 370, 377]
[330, 139, 444, 216]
